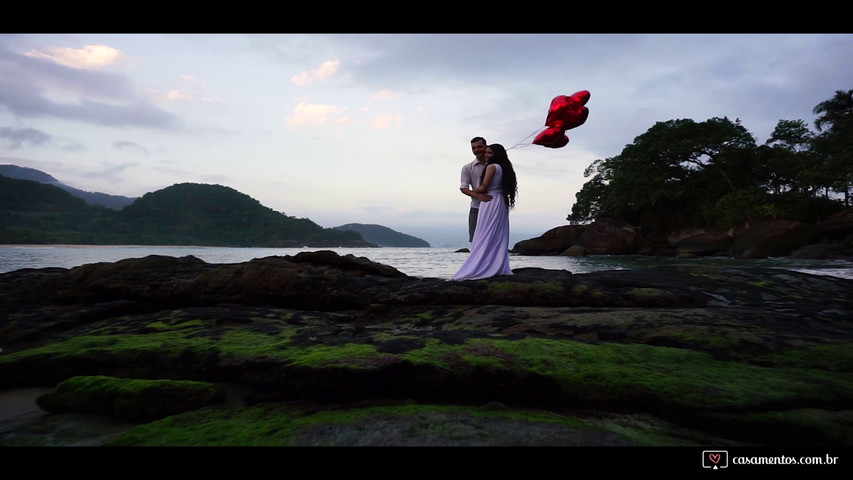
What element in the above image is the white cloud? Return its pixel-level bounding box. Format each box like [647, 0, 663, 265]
[150, 75, 221, 103]
[372, 89, 398, 100]
[285, 102, 344, 125]
[0, 126, 84, 152]
[24, 44, 126, 70]
[165, 90, 192, 101]
[0, 126, 51, 149]
[0, 40, 181, 129]
[372, 113, 402, 130]
[112, 140, 149, 155]
[290, 60, 341, 86]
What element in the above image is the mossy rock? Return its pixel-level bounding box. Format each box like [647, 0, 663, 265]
[104, 403, 644, 447]
[36, 375, 225, 422]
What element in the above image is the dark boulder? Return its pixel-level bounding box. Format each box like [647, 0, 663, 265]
[819, 208, 853, 240]
[731, 220, 820, 258]
[677, 232, 733, 257]
[790, 242, 848, 259]
[573, 218, 639, 255]
[512, 225, 585, 255]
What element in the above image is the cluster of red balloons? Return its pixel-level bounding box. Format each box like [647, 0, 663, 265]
[533, 90, 590, 148]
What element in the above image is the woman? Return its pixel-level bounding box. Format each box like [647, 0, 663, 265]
[451, 143, 518, 280]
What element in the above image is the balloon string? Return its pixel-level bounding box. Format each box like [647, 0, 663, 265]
[507, 127, 545, 151]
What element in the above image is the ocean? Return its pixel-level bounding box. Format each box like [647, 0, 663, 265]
[1, 245, 852, 280]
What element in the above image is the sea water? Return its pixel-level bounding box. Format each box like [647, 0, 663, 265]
[1, 245, 852, 280]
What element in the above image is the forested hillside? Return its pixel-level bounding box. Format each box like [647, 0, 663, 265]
[0, 179, 375, 247]
[334, 223, 430, 247]
[0, 165, 136, 210]
[569, 89, 852, 234]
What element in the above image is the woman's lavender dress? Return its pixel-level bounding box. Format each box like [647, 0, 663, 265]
[452, 164, 512, 280]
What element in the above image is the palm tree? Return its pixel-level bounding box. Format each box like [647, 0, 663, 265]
[812, 89, 853, 132]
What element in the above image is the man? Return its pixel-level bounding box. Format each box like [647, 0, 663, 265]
[459, 136, 493, 242]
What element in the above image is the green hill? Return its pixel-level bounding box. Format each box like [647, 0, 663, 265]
[334, 223, 430, 247]
[0, 175, 94, 213]
[0, 178, 375, 247]
[117, 183, 374, 247]
[0, 164, 137, 210]
[0, 175, 117, 244]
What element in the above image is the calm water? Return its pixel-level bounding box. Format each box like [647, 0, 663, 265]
[1, 245, 852, 280]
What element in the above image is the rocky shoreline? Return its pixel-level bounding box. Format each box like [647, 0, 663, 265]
[512, 211, 853, 260]
[1, 250, 851, 446]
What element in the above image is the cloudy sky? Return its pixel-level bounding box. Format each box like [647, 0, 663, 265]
[1, 33, 851, 247]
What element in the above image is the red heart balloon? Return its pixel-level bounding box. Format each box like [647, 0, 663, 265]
[546, 135, 569, 148]
[562, 106, 589, 130]
[545, 96, 571, 129]
[568, 90, 590, 106]
[533, 127, 569, 148]
[538, 90, 589, 148]
[545, 91, 591, 129]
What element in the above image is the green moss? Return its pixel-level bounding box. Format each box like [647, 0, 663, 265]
[3, 324, 850, 414]
[105, 402, 617, 446]
[371, 332, 424, 342]
[401, 337, 853, 410]
[106, 404, 305, 446]
[0, 324, 387, 370]
[36, 375, 225, 422]
[44, 375, 220, 400]
[488, 280, 564, 295]
[0, 323, 293, 365]
[213, 329, 294, 357]
[145, 319, 206, 331]
[441, 323, 475, 331]
[0, 332, 211, 364]
[284, 343, 388, 368]
[768, 344, 853, 371]
[213, 329, 390, 368]
[398, 338, 456, 369]
[705, 336, 737, 349]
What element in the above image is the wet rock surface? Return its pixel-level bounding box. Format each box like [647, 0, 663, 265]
[1, 251, 851, 446]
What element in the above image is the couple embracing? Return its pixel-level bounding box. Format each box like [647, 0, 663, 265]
[452, 136, 518, 281]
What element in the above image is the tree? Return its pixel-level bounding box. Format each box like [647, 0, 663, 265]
[759, 119, 816, 195]
[767, 119, 814, 151]
[811, 89, 853, 205]
[568, 90, 850, 233]
[813, 89, 853, 132]
[568, 117, 758, 232]
[567, 159, 610, 224]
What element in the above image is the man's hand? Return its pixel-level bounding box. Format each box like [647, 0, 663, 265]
[461, 188, 492, 202]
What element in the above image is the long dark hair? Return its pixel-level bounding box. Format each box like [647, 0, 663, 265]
[481, 143, 518, 209]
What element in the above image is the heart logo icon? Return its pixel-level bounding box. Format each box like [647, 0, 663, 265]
[709, 453, 720, 464]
